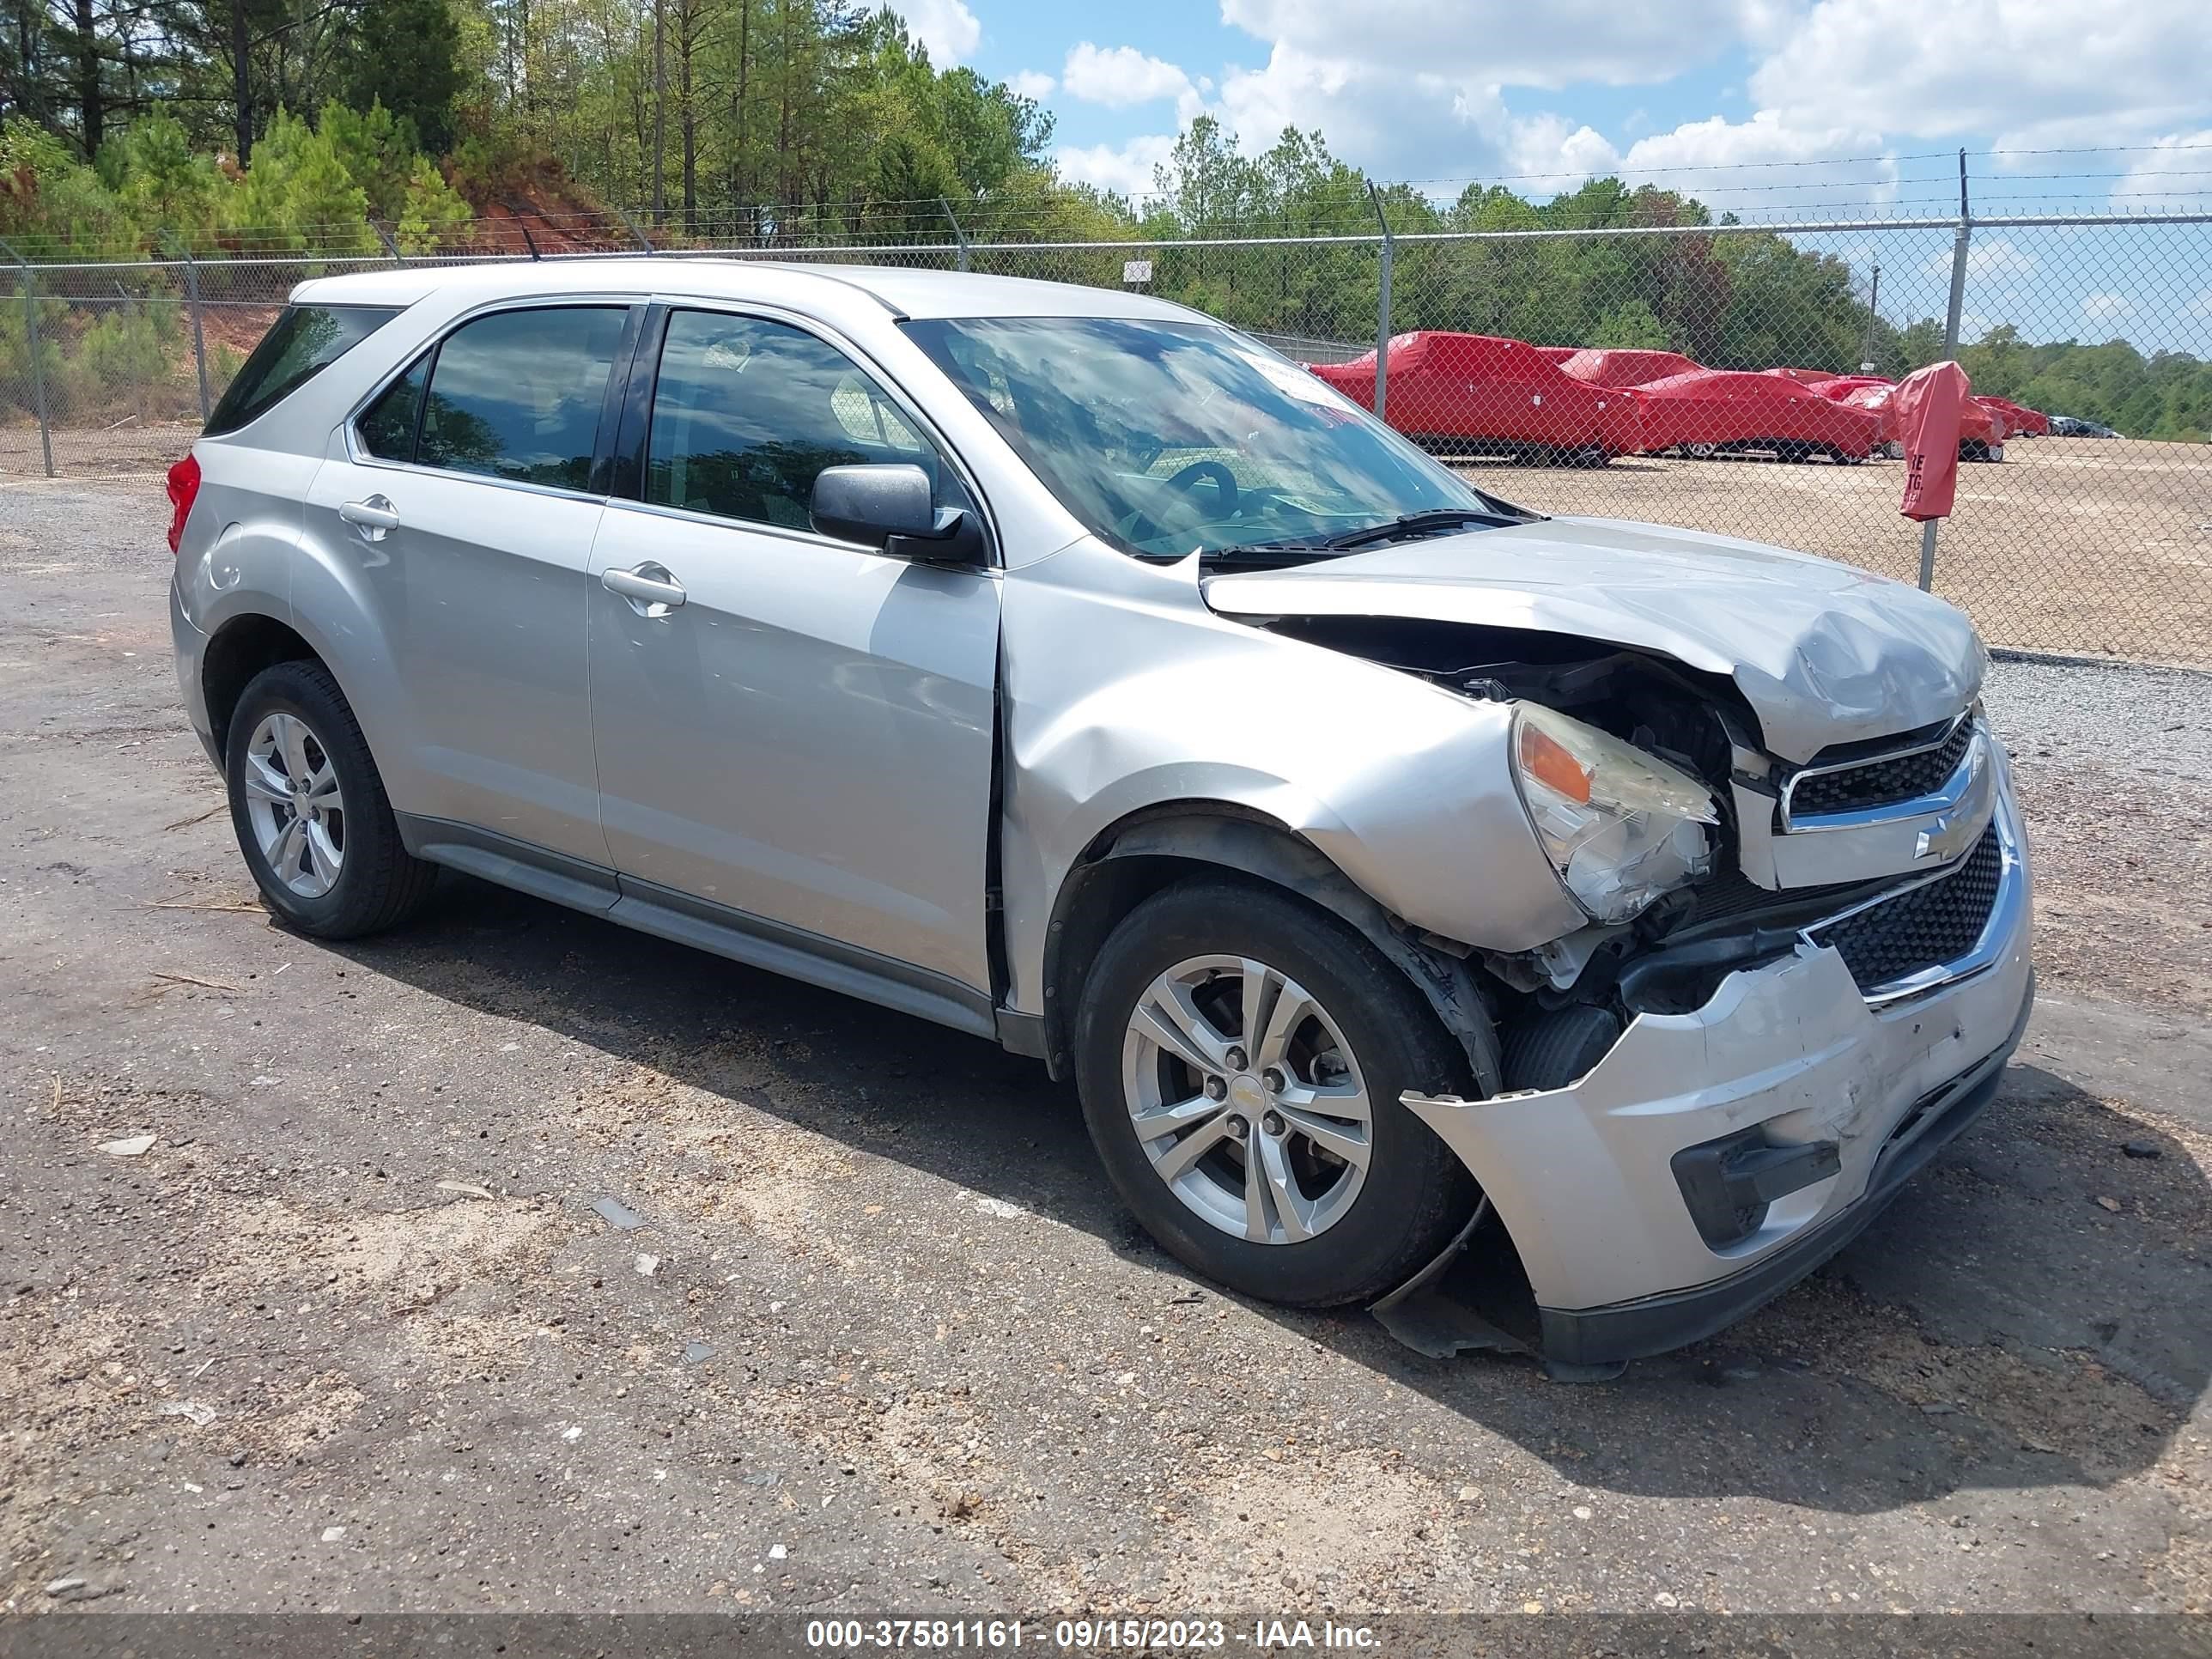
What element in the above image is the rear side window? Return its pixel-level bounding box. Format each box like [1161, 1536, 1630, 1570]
[416, 307, 627, 491]
[205, 305, 398, 436]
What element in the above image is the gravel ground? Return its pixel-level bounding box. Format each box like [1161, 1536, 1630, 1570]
[1458, 440, 2212, 667]
[1, 479, 2207, 1620]
[1983, 659, 2212, 1014]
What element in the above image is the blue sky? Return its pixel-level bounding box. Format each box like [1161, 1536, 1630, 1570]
[891, 0, 2212, 351]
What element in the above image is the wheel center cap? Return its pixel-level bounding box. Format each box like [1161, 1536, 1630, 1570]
[1227, 1073, 1267, 1113]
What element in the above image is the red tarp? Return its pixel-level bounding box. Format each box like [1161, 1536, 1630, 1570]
[1897, 361, 1971, 520]
[1978, 395, 2048, 437]
[1533, 344, 1579, 363]
[1557, 347, 1704, 387]
[1764, 366, 1844, 386]
[1309, 331, 1644, 457]
[1632, 368, 1884, 459]
[1830, 381, 1902, 444]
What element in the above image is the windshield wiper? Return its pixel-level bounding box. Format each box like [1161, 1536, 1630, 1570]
[1189, 505, 1527, 567]
[1315, 507, 1522, 551]
[1193, 542, 1340, 567]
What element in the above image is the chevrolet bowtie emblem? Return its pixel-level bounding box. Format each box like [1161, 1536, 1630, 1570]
[1917, 811, 1976, 860]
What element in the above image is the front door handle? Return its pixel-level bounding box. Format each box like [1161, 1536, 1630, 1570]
[339, 495, 400, 541]
[603, 562, 688, 615]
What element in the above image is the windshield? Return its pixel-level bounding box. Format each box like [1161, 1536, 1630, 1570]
[902, 316, 1513, 559]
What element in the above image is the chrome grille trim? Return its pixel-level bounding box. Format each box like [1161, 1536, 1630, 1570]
[1780, 709, 1980, 831]
[1800, 793, 2025, 1006]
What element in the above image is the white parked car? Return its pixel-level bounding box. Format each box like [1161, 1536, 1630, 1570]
[167, 260, 2032, 1370]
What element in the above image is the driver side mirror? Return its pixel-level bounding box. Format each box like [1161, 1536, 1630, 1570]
[810, 463, 985, 565]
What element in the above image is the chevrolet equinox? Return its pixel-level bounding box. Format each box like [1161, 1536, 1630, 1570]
[167, 261, 2033, 1369]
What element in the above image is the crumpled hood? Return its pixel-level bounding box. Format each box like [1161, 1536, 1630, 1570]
[1201, 515, 1984, 762]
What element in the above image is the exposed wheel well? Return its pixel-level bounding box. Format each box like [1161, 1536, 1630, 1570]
[202, 614, 321, 756]
[1039, 804, 1502, 1093]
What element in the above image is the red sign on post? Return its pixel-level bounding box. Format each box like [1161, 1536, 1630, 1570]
[1895, 359, 1971, 521]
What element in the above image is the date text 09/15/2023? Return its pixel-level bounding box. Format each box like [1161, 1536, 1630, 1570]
[804, 1619, 1382, 1650]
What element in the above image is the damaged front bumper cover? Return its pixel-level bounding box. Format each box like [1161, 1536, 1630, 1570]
[1400, 789, 2034, 1369]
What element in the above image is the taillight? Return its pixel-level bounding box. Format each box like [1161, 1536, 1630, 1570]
[166, 453, 201, 556]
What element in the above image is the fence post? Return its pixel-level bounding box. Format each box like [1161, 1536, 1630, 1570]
[1, 239, 55, 478]
[1919, 150, 1972, 592]
[611, 206, 655, 254]
[939, 197, 970, 272]
[1368, 183, 1393, 422]
[117, 281, 147, 425]
[370, 221, 405, 263]
[184, 255, 211, 423]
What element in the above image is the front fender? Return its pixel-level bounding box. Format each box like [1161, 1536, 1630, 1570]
[998, 538, 1580, 1016]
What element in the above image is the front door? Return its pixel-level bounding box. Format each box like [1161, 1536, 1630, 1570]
[586, 307, 1002, 994]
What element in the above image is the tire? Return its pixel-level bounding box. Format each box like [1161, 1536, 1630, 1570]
[224, 659, 437, 939]
[1500, 1004, 1623, 1092]
[1073, 877, 1478, 1308]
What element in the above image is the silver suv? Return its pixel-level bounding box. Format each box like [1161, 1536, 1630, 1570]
[168, 260, 2032, 1370]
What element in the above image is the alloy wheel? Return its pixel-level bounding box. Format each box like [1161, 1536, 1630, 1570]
[241, 711, 345, 898]
[1120, 954, 1374, 1244]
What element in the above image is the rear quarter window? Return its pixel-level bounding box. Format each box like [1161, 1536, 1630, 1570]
[205, 305, 399, 436]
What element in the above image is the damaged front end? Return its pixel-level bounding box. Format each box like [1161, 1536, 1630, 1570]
[1215, 586, 2033, 1372]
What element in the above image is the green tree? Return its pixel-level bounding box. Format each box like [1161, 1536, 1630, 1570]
[1590, 298, 1669, 349]
[225, 106, 375, 252]
[345, 0, 465, 154]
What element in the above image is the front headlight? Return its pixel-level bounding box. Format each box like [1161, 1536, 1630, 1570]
[1510, 703, 1720, 925]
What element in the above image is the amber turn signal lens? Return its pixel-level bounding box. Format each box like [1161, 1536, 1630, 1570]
[1519, 721, 1592, 805]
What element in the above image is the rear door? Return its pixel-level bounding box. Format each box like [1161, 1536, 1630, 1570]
[585, 304, 1002, 995]
[303, 302, 637, 866]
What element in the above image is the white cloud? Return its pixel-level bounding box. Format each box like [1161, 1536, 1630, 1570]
[1218, 0, 1772, 91]
[1063, 43, 1198, 109]
[1957, 239, 2036, 282]
[1054, 135, 1180, 198]
[1048, 0, 2212, 253]
[1750, 0, 2209, 148]
[2110, 129, 2212, 209]
[895, 0, 979, 64]
[1007, 70, 1056, 101]
[1498, 112, 1622, 195]
[2081, 292, 2136, 320]
[2187, 290, 2212, 322]
[1617, 112, 1893, 193]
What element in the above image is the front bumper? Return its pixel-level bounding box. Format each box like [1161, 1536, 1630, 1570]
[1405, 779, 2034, 1366]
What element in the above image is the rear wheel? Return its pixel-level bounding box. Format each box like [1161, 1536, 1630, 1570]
[1074, 879, 1477, 1308]
[225, 660, 436, 939]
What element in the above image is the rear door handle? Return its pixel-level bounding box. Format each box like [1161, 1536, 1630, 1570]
[602, 562, 688, 614]
[339, 495, 400, 540]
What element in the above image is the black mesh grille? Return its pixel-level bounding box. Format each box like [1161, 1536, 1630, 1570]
[1790, 718, 1976, 818]
[1687, 868, 1863, 927]
[1811, 823, 2004, 992]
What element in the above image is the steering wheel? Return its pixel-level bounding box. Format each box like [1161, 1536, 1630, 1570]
[1130, 459, 1240, 546]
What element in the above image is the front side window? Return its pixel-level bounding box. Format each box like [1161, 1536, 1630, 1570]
[357, 354, 428, 460]
[903, 316, 1504, 559]
[644, 310, 971, 531]
[205, 304, 398, 436]
[416, 307, 627, 490]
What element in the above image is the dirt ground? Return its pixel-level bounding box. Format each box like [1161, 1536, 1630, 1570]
[1, 479, 2208, 1625]
[1457, 438, 2212, 667]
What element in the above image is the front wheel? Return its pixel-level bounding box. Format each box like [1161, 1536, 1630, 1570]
[225, 659, 437, 939]
[1073, 879, 1478, 1308]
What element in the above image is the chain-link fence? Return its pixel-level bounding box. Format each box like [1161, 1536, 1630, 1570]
[3, 206, 2208, 666]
